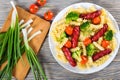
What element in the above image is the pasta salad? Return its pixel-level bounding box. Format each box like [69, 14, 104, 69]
[50, 5, 117, 69]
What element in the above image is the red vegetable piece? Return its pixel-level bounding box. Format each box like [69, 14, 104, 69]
[65, 26, 73, 36]
[64, 40, 72, 48]
[37, 0, 47, 6]
[44, 10, 54, 20]
[92, 16, 101, 25]
[29, 4, 39, 14]
[81, 55, 88, 64]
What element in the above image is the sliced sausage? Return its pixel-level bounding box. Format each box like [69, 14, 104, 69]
[92, 48, 112, 61]
[80, 10, 101, 19]
[71, 26, 80, 48]
[91, 24, 108, 42]
[62, 46, 76, 67]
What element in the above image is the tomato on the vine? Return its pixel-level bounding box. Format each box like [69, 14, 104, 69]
[37, 0, 47, 6]
[44, 10, 54, 20]
[29, 4, 39, 14]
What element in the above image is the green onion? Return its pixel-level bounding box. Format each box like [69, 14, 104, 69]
[0, 1, 46, 80]
[19, 19, 24, 25]
[0, 19, 25, 66]
[21, 19, 33, 29]
[22, 29, 47, 80]
[0, 1, 23, 79]
[28, 30, 41, 41]
[27, 27, 33, 34]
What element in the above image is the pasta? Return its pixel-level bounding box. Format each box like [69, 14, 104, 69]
[98, 37, 103, 45]
[111, 37, 117, 50]
[81, 42, 87, 56]
[70, 21, 81, 26]
[50, 5, 117, 70]
[89, 24, 103, 31]
[93, 42, 104, 50]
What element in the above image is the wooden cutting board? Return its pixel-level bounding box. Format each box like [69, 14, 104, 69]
[0, 6, 50, 80]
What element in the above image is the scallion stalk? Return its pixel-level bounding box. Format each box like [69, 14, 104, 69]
[0, 1, 46, 80]
[0, 1, 22, 79]
[19, 19, 24, 25]
[22, 29, 47, 80]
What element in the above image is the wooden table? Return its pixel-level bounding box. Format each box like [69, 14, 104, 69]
[0, 0, 120, 80]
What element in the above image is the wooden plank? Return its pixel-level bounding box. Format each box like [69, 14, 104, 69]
[25, 62, 120, 80]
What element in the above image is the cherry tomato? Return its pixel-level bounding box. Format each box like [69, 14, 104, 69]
[64, 40, 72, 48]
[80, 55, 88, 64]
[44, 10, 54, 20]
[37, 0, 47, 6]
[29, 4, 39, 14]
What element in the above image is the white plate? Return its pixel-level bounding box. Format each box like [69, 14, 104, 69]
[48, 2, 120, 74]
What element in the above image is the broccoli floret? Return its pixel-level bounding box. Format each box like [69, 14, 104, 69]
[57, 32, 67, 42]
[60, 32, 67, 39]
[86, 44, 96, 56]
[80, 21, 90, 31]
[66, 12, 79, 23]
[104, 30, 113, 41]
[71, 47, 81, 62]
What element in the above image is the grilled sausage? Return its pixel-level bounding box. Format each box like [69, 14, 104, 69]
[62, 46, 76, 67]
[92, 48, 112, 61]
[71, 26, 80, 48]
[80, 10, 101, 19]
[91, 24, 108, 42]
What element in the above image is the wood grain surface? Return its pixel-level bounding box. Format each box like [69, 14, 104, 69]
[0, 0, 120, 80]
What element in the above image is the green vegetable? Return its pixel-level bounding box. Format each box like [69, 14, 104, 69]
[80, 21, 90, 31]
[0, 32, 6, 46]
[71, 47, 81, 62]
[0, 1, 22, 79]
[61, 32, 67, 39]
[57, 32, 67, 42]
[86, 44, 96, 56]
[66, 12, 79, 23]
[0, 1, 46, 80]
[104, 30, 113, 41]
[22, 29, 47, 80]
